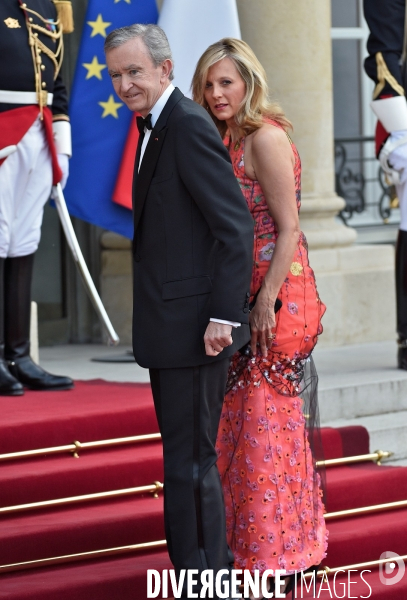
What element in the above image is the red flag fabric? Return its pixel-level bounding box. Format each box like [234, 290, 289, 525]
[42, 108, 63, 184]
[112, 113, 139, 210]
[374, 94, 393, 157]
[0, 106, 62, 184]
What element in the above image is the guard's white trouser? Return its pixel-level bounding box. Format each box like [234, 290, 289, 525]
[388, 143, 407, 231]
[395, 180, 407, 231]
[0, 117, 53, 258]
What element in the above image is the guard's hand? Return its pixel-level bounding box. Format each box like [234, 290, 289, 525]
[249, 293, 276, 357]
[57, 153, 70, 190]
[379, 130, 407, 185]
[204, 322, 233, 356]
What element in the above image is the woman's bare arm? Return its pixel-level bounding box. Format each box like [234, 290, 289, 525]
[246, 124, 301, 356]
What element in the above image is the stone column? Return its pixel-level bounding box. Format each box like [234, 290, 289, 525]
[237, 0, 396, 345]
[100, 232, 133, 345]
[236, 0, 355, 249]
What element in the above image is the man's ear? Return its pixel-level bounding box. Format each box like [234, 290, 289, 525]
[161, 59, 173, 81]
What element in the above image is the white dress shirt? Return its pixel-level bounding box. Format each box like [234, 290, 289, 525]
[138, 83, 175, 170]
[137, 83, 240, 329]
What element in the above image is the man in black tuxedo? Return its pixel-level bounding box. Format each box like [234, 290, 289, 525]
[105, 24, 253, 599]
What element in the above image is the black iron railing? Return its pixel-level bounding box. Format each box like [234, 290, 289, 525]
[334, 136, 397, 225]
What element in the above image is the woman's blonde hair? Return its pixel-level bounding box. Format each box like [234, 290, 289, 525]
[192, 38, 291, 138]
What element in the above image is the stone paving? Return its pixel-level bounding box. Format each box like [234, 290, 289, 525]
[39, 340, 407, 465]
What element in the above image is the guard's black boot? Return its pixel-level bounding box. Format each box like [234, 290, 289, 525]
[0, 257, 24, 396]
[396, 230, 407, 370]
[398, 339, 407, 370]
[4, 254, 73, 391]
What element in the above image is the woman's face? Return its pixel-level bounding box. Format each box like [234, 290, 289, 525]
[204, 57, 246, 126]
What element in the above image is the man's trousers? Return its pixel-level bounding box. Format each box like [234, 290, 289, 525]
[149, 358, 234, 598]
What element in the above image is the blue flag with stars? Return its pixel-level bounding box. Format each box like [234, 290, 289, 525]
[64, 0, 158, 239]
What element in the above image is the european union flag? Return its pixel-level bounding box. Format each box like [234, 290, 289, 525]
[64, 0, 158, 239]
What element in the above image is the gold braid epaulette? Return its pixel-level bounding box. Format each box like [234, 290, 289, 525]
[374, 52, 405, 99]
[19, 2, 64, 119]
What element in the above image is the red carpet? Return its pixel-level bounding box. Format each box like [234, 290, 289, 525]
[0, 380, 405, 598]
[0, 380, 157, 453]
[0, 442, 163, 506]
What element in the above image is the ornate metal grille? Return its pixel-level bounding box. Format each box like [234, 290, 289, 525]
[334, 136, 397, 226]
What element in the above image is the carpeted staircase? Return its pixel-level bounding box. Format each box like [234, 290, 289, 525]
[0, 381, 406, 599]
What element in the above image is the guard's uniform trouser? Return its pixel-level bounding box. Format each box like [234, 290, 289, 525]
[396, 180, 407, 233]
[392, 150, 407, 340]
[0, 117, 52, 258]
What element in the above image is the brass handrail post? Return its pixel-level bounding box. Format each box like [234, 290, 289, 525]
[71, 441, 81, 459]
[152, 481, 163, 499]
[375, 449, 392, 465]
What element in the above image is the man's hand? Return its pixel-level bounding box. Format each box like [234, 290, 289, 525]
[204, 322, 233, 356]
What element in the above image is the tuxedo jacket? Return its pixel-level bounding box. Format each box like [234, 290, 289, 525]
[132, 88, 254, 369]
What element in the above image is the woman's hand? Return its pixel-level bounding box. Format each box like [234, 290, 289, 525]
[244, 124, 300, 358]
[249, 290, 276, 357]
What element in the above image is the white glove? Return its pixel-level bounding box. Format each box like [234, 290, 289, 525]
[57, 153, 69, 189]
[379, 130, 407, 185]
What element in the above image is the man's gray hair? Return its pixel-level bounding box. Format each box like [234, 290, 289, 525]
[104, 24, 174, 81]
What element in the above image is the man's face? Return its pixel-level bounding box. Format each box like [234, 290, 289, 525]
[106, 37, 171, 115]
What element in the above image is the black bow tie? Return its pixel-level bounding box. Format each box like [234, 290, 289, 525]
[136, 114, 153, 134]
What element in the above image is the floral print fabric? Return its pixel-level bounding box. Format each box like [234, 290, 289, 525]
[216, 122, 328, 575]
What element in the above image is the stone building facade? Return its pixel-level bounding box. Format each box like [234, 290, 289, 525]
[34, 0, 396, 348]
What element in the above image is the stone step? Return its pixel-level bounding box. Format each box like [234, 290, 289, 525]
[322, 409, 407, 462]
[314, 340, 407, 421]
[313, 341, 407, 461]
[39, 343, 406, 461]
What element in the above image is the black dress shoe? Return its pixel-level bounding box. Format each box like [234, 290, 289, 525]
[0, 359, 24, 396]
[398, 340, 407, 370]
[8, 356, 74, 391]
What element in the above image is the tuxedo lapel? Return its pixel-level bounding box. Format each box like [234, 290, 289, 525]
[133, 87, 184, 234]
[133, 128, 167, 233]
[131, 129, 144, 209]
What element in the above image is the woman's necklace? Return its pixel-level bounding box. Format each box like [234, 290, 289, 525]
[228, 127, 242, 151]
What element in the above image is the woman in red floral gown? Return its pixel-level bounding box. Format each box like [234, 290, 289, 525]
[193, 39, 328, 596]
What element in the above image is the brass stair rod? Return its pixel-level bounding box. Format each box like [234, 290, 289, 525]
[0, 543, 405, 576]
[1, 481, 405, 519]
[0, 439, 392, 466]
[0, 433, 162, 462]
[80, 433, 161, 450]
[0, 443, 76, 461]
[0, 482, 163, 515]
[324, 498, 407, 520]
[0, 540, 167, 574]
[317, 449, 393, 468]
